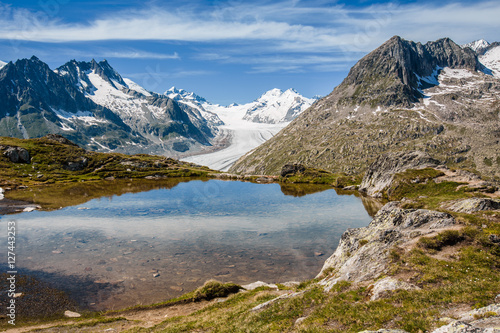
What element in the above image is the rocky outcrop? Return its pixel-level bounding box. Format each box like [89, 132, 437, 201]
[358, 304, 500, 332]
[0, 57, 218, 157]
[441, 198, 500, 213]
[64, 310, 81, 318]
[2, 146, 31, 163]
[63, 157, 88, 171]
[318, 202, 455, 290]
[280, 163, 306, 177]
[359, 151, 440, 197]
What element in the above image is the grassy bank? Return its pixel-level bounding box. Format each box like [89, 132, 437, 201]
[0, 135, 216, 189]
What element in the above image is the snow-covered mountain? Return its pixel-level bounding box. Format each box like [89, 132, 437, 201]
[0, 57, 220, 156]
[243, 88, 316, 124]
[56, 59, 221, 155]
[166, 87, 317, 125]
[164, 87, 224, 127]
[0, 55, 318, 166]
[166, 87, 318, 170]
[478, 43, 500, 78]
[462, 39, 490, 53]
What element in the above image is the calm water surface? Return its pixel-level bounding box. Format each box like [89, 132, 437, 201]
[2, 179, 376, 310]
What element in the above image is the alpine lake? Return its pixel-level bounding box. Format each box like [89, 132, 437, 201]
[1, 178, 382, 311]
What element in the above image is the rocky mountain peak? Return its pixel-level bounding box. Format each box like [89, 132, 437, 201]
[165, 87, 208, 104]
[331, 36, 481, 108]
[462, 39, 491, 53]
[57, 59, 128, 94]
[260, 88, 283, 98]
[95, 59, 126, 87]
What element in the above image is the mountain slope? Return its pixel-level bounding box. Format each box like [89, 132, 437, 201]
[230, 36, 500, 179]
[56, 59, 219, 155]
[0, 57, 220, 156]
[0, 56, 141, 151]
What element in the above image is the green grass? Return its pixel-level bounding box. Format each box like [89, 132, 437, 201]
[0, 136, 217, 189]
[384, 168, 481, 209]
[280, 166, 362, 187]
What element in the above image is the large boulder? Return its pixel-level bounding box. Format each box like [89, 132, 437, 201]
[359, 151, 440, 197]
[3, 146, 31, 163]
[318, 201, 455, 290]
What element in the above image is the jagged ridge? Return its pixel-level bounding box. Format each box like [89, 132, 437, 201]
[0, 57, 220, 156]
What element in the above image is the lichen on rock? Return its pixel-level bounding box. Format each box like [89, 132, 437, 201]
[318, 201, 455, 290]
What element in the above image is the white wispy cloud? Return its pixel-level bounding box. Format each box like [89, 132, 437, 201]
[98, 51, 180, 60]
[0, 0, 499, 73]
[1, 1, 498, 48]
[125, 69, 214, 80]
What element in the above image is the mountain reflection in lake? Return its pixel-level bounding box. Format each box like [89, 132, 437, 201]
[1, 179, 375, 310]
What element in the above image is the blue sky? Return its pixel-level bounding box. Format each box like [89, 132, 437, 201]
[0, 0, 499, 105]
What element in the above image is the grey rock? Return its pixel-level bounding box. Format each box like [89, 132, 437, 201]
[281, 163, 306, 177]
[251, 291, 304, 312]
[359, 151, 440, 197]
[64, 310, 81, 318]
[3, 146, 31, 163]
[431, 321, 500, 332]
[441, 198, 500, 213]
[318, 202, 455, 289]
[459, 304, 500, 321]
[489, 235, 500, 244]
[63, 157, 88, 171]
[295, 316, 308, 326]
[369, 277, 420, 301]
[256, 177, 274, 183]
[282, 281, 300, 288]
[242, 281, 278, 291]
